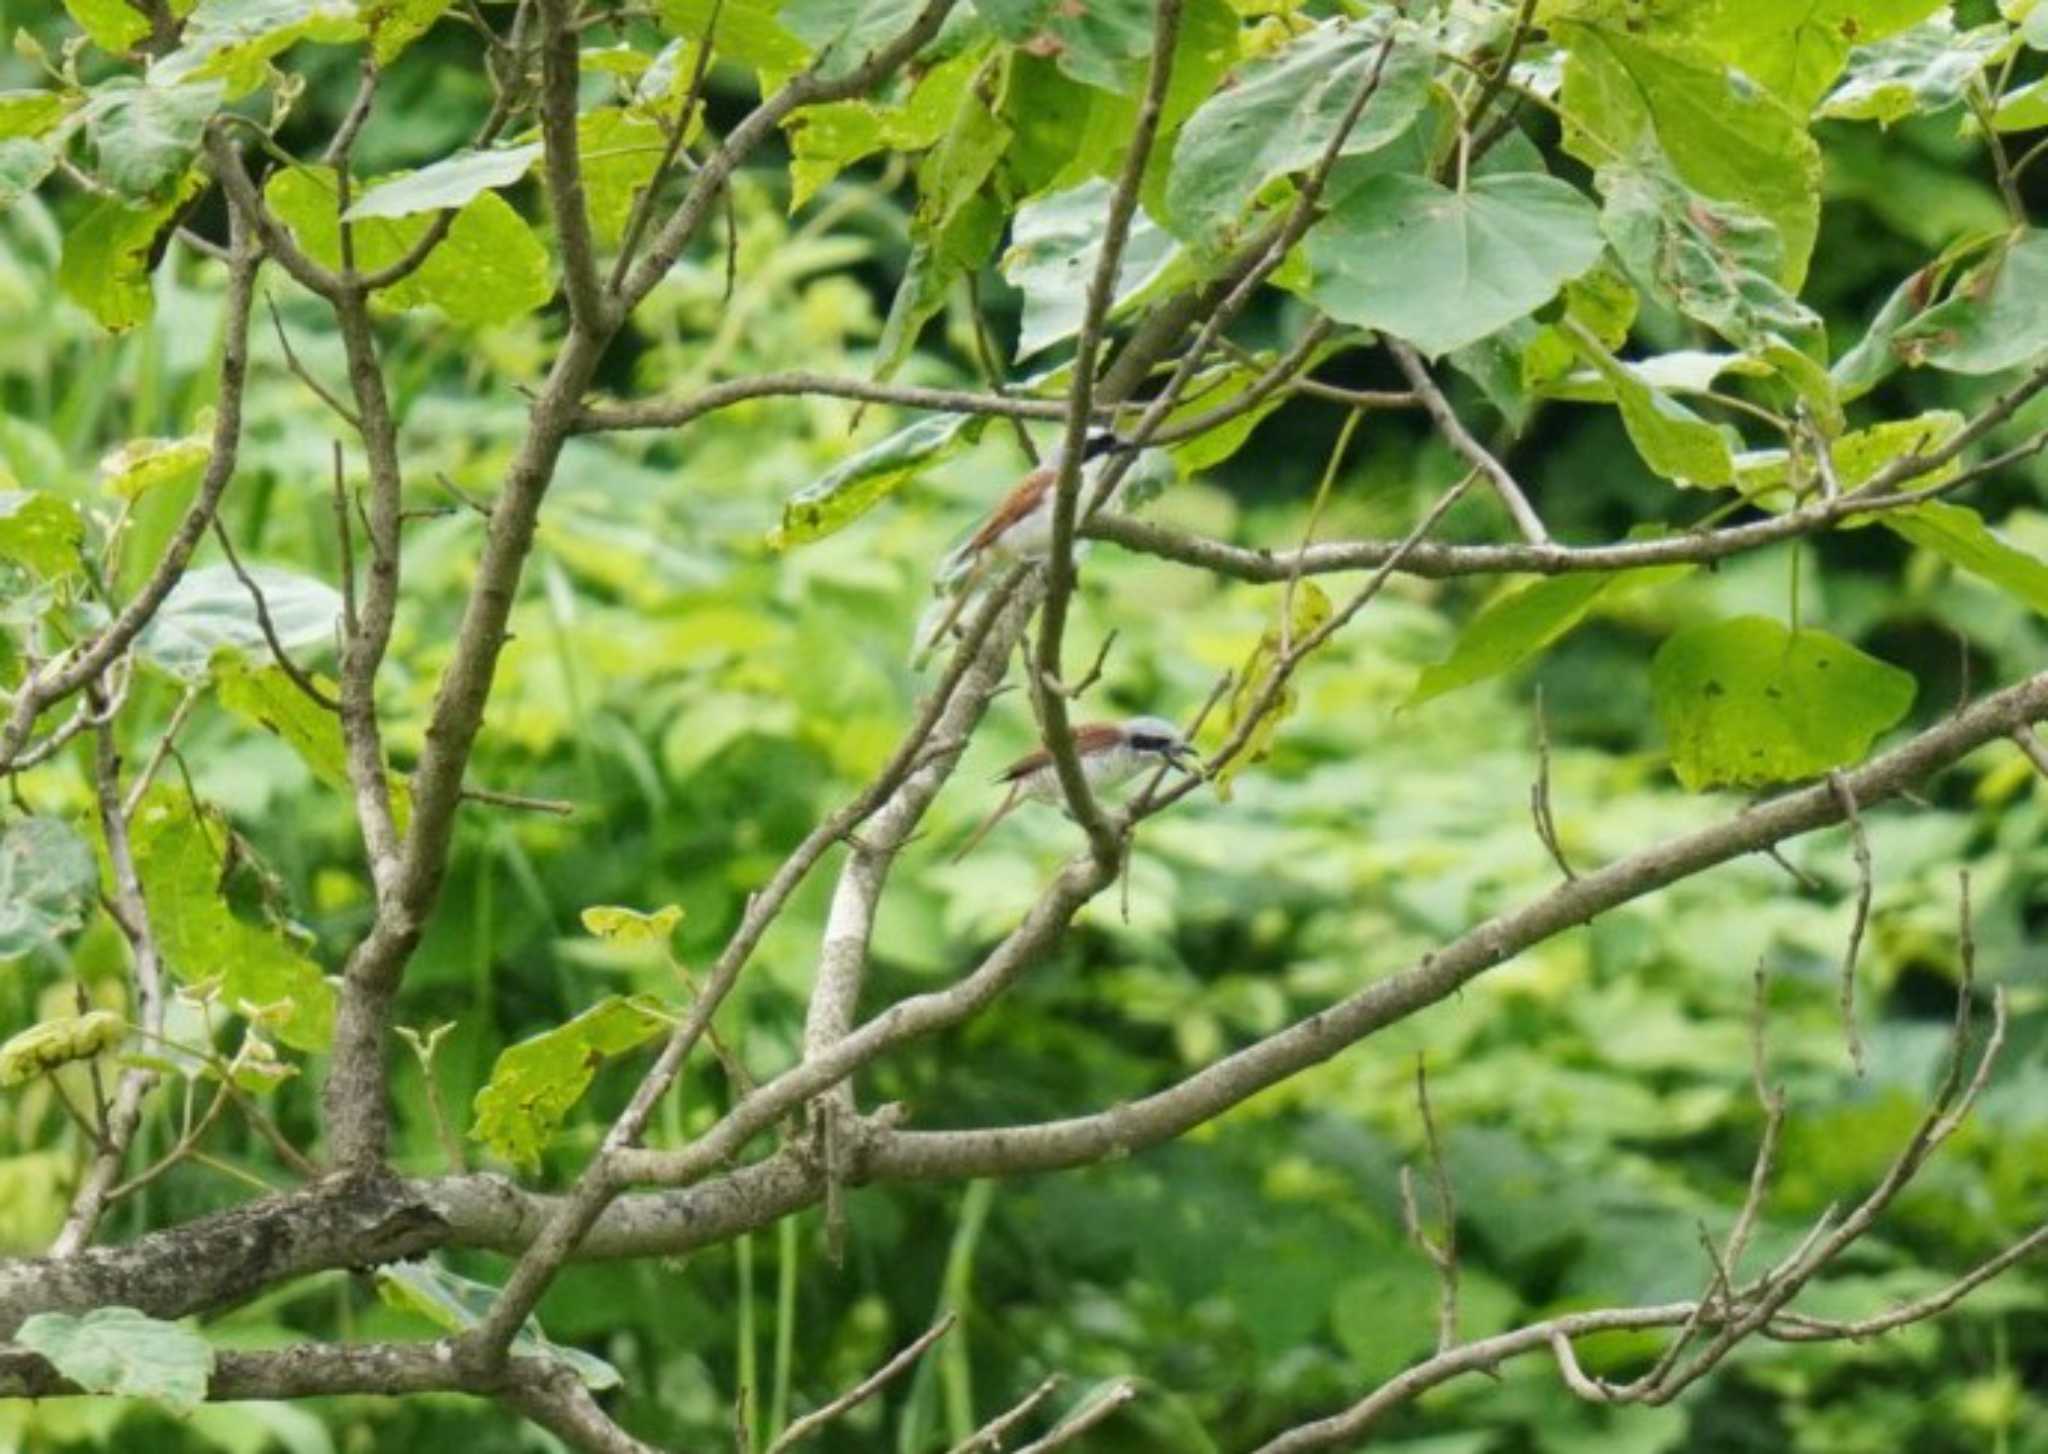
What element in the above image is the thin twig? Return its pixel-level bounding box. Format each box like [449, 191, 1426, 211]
[1529, 685, 1574, 880]
[1825, 771, 1872, 1078]
[764, 1315, 956, 1454]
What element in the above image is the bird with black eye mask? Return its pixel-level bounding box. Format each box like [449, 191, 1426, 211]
[914, 430, 1136, 666]
[952, 715, 1197, 862]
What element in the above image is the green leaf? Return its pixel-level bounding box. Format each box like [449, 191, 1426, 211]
[14, 1308, 213, 1413]
[656, 0, 808, 75]
[0, 817, 98, 960]
[1993, 74, 2048, 130]
[0, 1011, 126, 1086]
[344, 144, 542, 221]
[873, 191, 1002, 382]
[358, 0, 454, 62]
[1882, 500, 2048, 613]
[1557, 19, 1822, 288]
[471, 994, 669, 1169]
[973, 0, 1160, 92]
[0, 491, 85, 579]
[575, 107, 669, 244]
[581, 903, 684, 942]
[780, 0, 926, 82]
[130, 791, 335, 1050]
[1300, 172, 1604, 359]
[1213, 581, 1331, 802]
[1651, 617, 1916, 791]
[1733, 411, 1964, 498]
[1597, 157, 1821, 354]
[99, 426, 209, 499]
[138, 564, 341, 679]
[57, 175, 202, 332]
[64, 0, 150, 53]
[1165, 15, 1430, 252]
[1568, 332, 1737, 486]
[1890, 230, 2048, 375]
[0, 137, 57, 210]
[213, 654, 412, 828]
[266, 164, 553, 327]
[1002, 179, 1189, 359]
[1519, 258, 1638, 396]
[1407, 564, 1689, 707]
[771, 413, 982, 547]
[915, 84, 1010, 236]
[1831, 265, 1934, 401]
[376, 1260, 623, 1389]
[1669, 0, 1947, 111]
[154, 0, 364, 97]
[1819, 16, 2011, 124]
[0, 91, 75, 139]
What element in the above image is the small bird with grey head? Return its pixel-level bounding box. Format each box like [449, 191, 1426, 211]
[914, 429, 1135, 666]
[952, 715, 1197, 862]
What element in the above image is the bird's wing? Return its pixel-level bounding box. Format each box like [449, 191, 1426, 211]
[996, 722, 1121, 782]
[964, 466, 1055, 555]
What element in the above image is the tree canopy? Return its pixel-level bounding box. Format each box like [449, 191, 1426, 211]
[1, 0, 2047, 1450]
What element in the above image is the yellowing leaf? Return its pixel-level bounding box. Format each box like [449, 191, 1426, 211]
[471, 995, 669, 1169]
[98, 428, 209, 499]
[1212, 581, 1330, 801]
[0, 1011, 126, 1087]
[1651, 617, 1916, 791]
[580, 903, 683, 943]
[265, 164, 551, 327]
[130, 790, 335, 1051]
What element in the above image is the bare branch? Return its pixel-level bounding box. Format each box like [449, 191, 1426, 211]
[536, 0, 608, 330]
[1825, 771, 1872, 1077]
[211, 519, 341, 710]
[1390, 339, 1549, 544]
[765, 1314, 955, 1454]
[1012, 1380, 1139, 1454]
[1529, 685, 1574, 880]
[944, 1375, 1064, 1454]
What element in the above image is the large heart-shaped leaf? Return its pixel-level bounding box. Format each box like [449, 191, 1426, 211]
[1303, 172, 1602, 359]
[1651, 617, 1917, 791]
[1165, 14, 1430, 252]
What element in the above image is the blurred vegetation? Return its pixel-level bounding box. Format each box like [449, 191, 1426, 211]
[3, 0, 2048, 1450]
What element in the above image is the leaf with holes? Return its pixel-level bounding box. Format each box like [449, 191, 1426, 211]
[1301, 172, 1603, 359]
[1652, 617, 1917, 791]
[471, 995, 670, 1169]
[0, 817, 99, 961]
[153, 0, 362, 96]
[15, 1309, 213, 1413]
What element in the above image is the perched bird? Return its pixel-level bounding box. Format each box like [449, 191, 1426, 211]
[953, 428, 1134, 567]
[952, 715, 1197, 862]
[915, 429, 1135, 666]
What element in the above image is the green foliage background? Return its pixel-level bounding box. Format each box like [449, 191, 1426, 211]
[2, 0, 2047, 1450]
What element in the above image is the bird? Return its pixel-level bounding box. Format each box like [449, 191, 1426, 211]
[951, 715, 1197, 862]
[914, 429, 1136, 666]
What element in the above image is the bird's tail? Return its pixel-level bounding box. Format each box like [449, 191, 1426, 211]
[951, 786, 1020, 864]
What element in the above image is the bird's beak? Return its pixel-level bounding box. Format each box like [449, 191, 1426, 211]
[1167, 742, 1202, 777]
